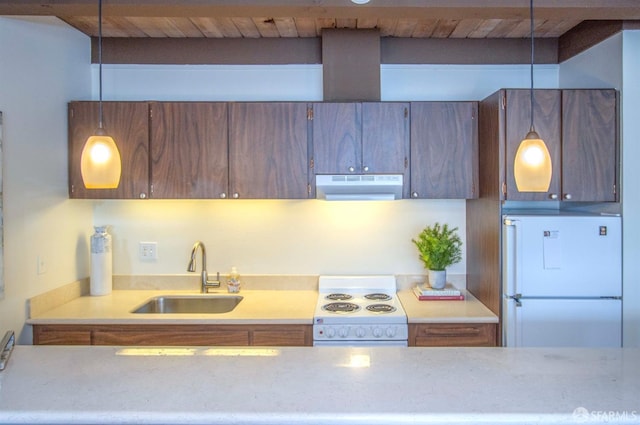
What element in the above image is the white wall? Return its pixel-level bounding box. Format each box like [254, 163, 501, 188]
[0, 17, 93, 343]
[621, 31, 640, 347]
[94, 63, 558, 278]
[559, 31, 640, 347]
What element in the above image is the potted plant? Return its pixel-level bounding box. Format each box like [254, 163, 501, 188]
[412, 222, 462, 289]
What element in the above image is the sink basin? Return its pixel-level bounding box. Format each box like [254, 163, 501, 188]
[131, 295, 243, 314]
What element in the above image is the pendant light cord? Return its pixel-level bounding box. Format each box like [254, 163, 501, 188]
[98, 0, 104, 130]
[529, 0, 535, 133]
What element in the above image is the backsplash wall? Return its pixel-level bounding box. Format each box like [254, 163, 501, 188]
[93, 199, 466, 277]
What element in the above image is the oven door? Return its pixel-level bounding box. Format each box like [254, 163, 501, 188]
[313, 340, 408, 347]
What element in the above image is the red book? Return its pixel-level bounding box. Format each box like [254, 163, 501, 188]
[412, 286, 465, 301]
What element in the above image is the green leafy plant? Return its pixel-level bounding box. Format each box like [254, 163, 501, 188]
[412, 222, 462, 271]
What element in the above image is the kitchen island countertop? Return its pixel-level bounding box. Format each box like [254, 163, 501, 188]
[0, 345, 638, 425]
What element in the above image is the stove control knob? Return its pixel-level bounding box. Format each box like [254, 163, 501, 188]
[325, 327, 336, 338]
[338, 327, 349, 338]
[372, 327, 383, 338]
[386, 327, 397, 338]
[355, 327, 366, 338]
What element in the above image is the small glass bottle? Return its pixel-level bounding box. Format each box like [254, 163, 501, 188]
[227, 266, 241, 293]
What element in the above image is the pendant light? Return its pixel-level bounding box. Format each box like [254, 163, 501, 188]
[514, 0, 552, 192]
[80, 0, 121, 189]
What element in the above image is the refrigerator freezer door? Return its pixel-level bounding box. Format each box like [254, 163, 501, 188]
[503, 298, 622, 347]
[503, 215, 621, 297]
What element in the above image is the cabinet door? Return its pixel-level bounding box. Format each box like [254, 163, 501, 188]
[69, 101, 150, 199]
[504, 89, 562, 201]
[251, 325, 313, 346]
[410, 102, 478, 199]
[561, 89, 618, 202]
[229, 103, 308, 199]
[312, 103, 360, 174]
[150, 102, 228, 199]
[362, 102, 409, 176]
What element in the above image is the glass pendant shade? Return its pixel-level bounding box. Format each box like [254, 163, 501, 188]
[514, 130, 552, 192]
[515, 0, 553, 193]
[80, 128, 122, 189]
[81, 0, 122, 189]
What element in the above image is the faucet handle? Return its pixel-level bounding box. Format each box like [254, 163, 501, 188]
[203, 272, 221, 293]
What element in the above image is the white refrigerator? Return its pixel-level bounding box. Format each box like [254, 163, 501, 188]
[502, 212, 622, 347]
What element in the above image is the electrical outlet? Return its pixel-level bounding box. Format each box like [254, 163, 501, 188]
[139, 242, 158, 261]
[37, 255, 48, 275]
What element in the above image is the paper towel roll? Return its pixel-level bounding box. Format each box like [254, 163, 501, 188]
[90, 226, 113, 296]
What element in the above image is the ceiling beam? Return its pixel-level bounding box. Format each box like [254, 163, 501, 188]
[94, 36, 558, 65]
[1, 1, 640, 20]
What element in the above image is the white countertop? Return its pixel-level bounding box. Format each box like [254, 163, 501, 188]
[27, 289, 318, 325]
[27, 283, 497, 326]
[398, 289, 498, 323]
[1, 346, 638, 424]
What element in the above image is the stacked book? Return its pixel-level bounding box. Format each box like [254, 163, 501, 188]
[412, 282, 465, 301]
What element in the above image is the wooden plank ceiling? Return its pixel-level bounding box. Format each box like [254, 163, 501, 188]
[2, 0, 639, 39]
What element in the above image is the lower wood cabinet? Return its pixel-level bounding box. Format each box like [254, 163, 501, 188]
[408, 323, 497, 347]
[33, 324, 313, 347]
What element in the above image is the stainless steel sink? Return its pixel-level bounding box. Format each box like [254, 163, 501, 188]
[131, 295, 243, 314]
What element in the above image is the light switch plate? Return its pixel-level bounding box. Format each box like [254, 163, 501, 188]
[139, 242, 158, 261]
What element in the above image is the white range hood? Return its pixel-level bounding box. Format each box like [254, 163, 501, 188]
[315, 174, 403, 201]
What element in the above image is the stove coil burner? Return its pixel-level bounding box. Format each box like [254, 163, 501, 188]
[322, 302, 361, 314]
[364, 293, 392, 301]
[366, 304, 397, 314]
[325, 293, 353, 301]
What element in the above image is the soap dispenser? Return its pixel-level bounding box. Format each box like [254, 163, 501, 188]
[227, 267, 241, 293]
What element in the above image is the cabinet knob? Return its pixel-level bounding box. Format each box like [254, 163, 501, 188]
[412, 192, 419, 198]
[363, 166, 369, 172]
[564, 193, 572, 200]
[139, 193, 147, 199]
[219, 193, 227, 199]
[549, 193, 558, 200]
[233, 193, 239, 199]
[348, 166, 355, 173]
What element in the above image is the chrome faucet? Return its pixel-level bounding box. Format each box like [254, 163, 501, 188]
[187, 241, 220, 293]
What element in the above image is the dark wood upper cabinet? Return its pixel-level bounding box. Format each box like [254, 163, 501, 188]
[149, 102, 228, 199]
[504, 89, 562, 201]
[311, 102, 360, 174]
[561, 89, 618, 202]
[410, 102, 478, 199]
[486, 89, 617, 202]
[312, 102, 409, 176]
[228, 102, 309, 199]
[68, 101, 150, 199]
[362, 102, 410, 176]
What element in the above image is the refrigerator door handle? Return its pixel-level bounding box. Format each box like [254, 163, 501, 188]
[503, 218, 522, 297]
[506, 294, 522, 307]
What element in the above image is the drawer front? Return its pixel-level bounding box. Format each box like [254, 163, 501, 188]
[410, 323, 497, 347]
[93, 330, 250, 346]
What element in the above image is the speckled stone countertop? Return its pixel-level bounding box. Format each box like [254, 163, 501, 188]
[0, 346, 638, 425]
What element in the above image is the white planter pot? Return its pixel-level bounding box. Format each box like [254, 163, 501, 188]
[428, 269, 446, 289]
